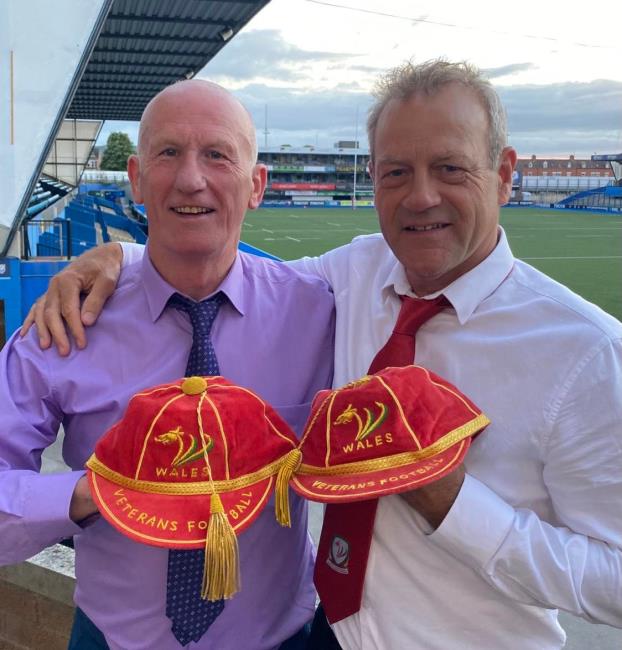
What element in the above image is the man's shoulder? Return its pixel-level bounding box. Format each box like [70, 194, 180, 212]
[308, 232, 392, 272]
[510, 260, 622, 339]
[240, 251, 332, 292]
[111, 259, 143, 298]
[340, 232, 389, 254]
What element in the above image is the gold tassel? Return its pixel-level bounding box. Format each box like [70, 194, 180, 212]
[202, 493, 240, 601]
[275, 449, 302, 527]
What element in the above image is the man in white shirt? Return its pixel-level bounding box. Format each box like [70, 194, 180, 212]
[24, 60, 622, 649]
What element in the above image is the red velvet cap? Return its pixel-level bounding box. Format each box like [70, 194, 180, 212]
[291, 365, 489, 502]
[86, 376, 299, 548]
[86, 376, 301, 600]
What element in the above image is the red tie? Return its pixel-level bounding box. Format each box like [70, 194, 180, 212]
[314, 295, 449, 624]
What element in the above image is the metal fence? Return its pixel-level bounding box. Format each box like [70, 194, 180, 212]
[21, 219, 74, 260]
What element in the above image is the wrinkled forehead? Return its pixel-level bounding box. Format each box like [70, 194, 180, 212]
[374, 88, 489, 159]
[138, 83, 256, 159]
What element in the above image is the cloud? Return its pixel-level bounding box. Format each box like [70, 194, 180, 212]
[202, 29, 356, 82]
[483, 63, 537, 79]
[236, 83, 373, 147]
[500, 80, 622, 131]
[95, 67, 622, 157]
[236, 77, 622, 154]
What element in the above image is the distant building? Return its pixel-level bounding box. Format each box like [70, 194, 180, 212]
[85, 145, 104, 170]
[333, 140, 360, 149]
[258, 143, 372, 207]
[516, 155, 615, 193]
[258, 147, 618, 206]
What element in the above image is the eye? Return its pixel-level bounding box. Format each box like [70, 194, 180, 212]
[378, 167, 409, 188]
[437, 164, 467, 182]
[207, 150, 226, 160]
[159, 148, 177, 157]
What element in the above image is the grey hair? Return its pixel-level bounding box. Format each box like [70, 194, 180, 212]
[367, 59, 507, 167]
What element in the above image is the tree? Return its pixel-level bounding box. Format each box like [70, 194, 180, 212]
[100, 132, 136, 171]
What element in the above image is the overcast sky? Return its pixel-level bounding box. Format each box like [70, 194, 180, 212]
[98, 0, 622, 158]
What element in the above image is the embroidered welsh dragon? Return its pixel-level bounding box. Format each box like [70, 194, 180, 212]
[334, 402, 388, 441]
[155, 426, 214, 466]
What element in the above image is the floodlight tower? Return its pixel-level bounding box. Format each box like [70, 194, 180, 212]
[352, 105, 359, 210]
[591, 153, 622, 184]
[263, 104, 270, 149]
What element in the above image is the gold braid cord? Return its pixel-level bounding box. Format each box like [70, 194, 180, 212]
[86, 453, 290, 495]
[297, 413, 489, 476]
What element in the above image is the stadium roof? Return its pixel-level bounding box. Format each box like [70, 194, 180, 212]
[66, 0, 271, 121]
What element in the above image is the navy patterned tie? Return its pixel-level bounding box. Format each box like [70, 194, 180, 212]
[165, 291, 226, 645]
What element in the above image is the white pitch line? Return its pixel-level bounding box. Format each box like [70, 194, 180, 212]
[521, 255, 622, 260]
[286, 235, 301, 242]
[356, 228, 372, 233]
[327, 222, 340, 226]
[512, 226, 622, 232]
[288, 214, 300, 219]
[262, 228, 273, 233]
[565, 234, 614, 238]
[264, 237, 275, 241]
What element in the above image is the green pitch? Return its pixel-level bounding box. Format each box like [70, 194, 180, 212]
[242, 207, 622, 320]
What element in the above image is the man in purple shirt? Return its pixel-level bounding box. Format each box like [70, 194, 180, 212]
[0, 80, 334, 649]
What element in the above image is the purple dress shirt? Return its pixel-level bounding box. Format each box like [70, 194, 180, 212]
[0, 249, 335, 650]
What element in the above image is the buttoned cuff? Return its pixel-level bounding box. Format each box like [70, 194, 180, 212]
[429, 473, 516, 572]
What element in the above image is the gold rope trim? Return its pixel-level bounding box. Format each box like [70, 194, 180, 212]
[134, 393, 186, 479]
[297, 413, 489, 476]
[376, 375, 423, 451]
[221, 385, 298, 446]
[86, 452, 291, 495]
[203, 393, 229, 480]
[423, 367, 480, 417]
[324, 391, 339, 467]
[90, 473, 275, 543]
[275, 449, 302, 527]
[202, 493, 240, 600]
[298, 391, 331, 447]
[291, 440, 467, 500]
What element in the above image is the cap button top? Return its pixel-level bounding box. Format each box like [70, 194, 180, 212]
[182, 376, 208, 395]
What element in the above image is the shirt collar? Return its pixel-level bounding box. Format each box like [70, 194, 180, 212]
[381, 227, 515, 324]
[141, 247, 246, 322]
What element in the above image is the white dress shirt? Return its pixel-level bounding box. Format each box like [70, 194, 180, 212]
[122, 233, 622, 649]
[291, 229, 622, 650]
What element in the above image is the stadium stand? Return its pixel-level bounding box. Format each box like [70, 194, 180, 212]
[0, 0, 271, 351]
[259, 144, 373, 207]
[553, 153, 622, 211]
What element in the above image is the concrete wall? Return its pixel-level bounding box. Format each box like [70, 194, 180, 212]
[0, 545, 75, 649]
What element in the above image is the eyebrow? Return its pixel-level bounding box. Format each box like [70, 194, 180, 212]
[376, 153, 476, 167]
[375, 157, 408, 167]
[147, 136, 237, 155]
[433, 153, 474, 165]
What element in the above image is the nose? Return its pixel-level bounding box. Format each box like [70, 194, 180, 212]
[401, 171, 441, 213]
[174, 153, 207, 194]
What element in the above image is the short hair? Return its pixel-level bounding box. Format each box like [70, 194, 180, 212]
[367, 59, 507, 167]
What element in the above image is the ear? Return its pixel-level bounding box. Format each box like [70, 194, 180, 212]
[497, 146, 517, 206]
[247, 164, 268, 210]
[127, 155, 143, 204]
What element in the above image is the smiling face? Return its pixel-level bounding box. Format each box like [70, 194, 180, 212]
[370, 83, 516, 296]
[128, 81, 266, 284]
